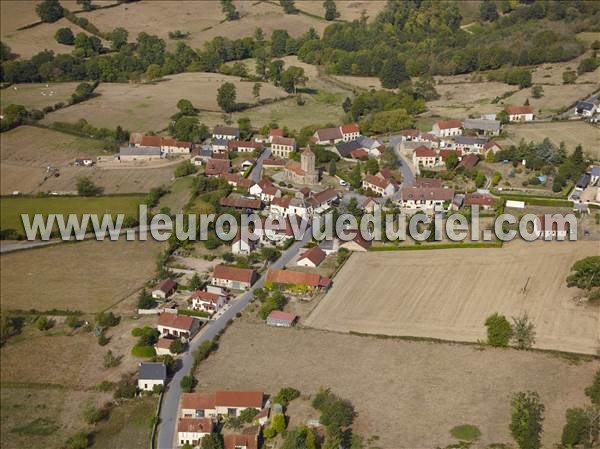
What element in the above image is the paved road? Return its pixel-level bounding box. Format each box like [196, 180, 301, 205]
[248, 148, 271, 183]
[387, 135, 415, 186]
[555, 92, 599, 120]
[156, 226, 312, 449]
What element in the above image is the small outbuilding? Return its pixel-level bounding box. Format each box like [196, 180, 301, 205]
[152, 278, 177, 299]
[266, 310, 298, 327]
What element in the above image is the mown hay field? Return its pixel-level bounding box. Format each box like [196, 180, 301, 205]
[0, 238, 163, 312]
[41, 72, 289, 131]
[305, 240, 599, 355]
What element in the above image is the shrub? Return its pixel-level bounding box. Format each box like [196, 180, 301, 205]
[113, 376, 136, 399]
[103, 350, 122, 368]
[131, 345, 156, 358]
[585, 369, 600, 405]
[180, 374, 197, 393]
[169, 339, 185, 354]
[96, 381, 115, 391]
[65, 315, 82, 328]
[96, 311, 120, 327]
[511, 313, 536, 349]
[271, 412, 287, 433]
[273, 387, 300, 407]
[36, 316, 54, 331]
[239, 407, 259, 423]
[98, 332, 110, 346]
[561, 407, 594, 447]
[263, 427, 277, 439]
[55, 27, 75, 45]
[485, 313, 512, 347]
[83, 406, 106, 424]
[174, 160, 198, 178]
[64, 432, 89, 449]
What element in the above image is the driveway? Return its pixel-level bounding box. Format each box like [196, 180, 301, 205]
[156, 227, 312, 449]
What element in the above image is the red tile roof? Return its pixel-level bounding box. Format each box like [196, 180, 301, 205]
[220, 196, 262, 209]
[299, 246, 326, 266]
[257, 179, 278, 196]
[439, 149, 462, 160]
[267, 310, 298, 323]
[205, 158, 231, 176]
[414, 176, 443, 188]
[215, 391, 263, 408]
[271, 136, 296, 147]
[224, 433, 258, 449]
[435, 119, 463, 130]
[401, 129, 421, 137]
[351, 148, 369, 159]
[157, 313, 196, 331]
[181, 393, 216, 410]
[262, 158, 285, 167]
[458, 153, 480, 169]
[155, 337, 174, 349]
[177, 417, 214, 433]
[464, 193, 495, 207]
[271, 196, 292, 208]
[504, 105, 534, 115]
[227, 140, 262, 150]
[314, 127, 343, 142]
[140, 135, 162, 147]
[340, 123, 360, 134]
[139, 135, 190, 148]
[190, 290, 222, 304]
[213, 265, 256, 283]
[269, 128, 284, 138]
[414, 145, 437, 158]
[222, 173, 254, 188]
[266, 269, 329, 288]
[401, 186, 455, 202]
[363, 174, 391, 190]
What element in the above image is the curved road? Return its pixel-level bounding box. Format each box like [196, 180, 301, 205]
[157, 227, 312, 449]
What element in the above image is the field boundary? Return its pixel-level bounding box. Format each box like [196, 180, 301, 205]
[370, 241, 503, 251]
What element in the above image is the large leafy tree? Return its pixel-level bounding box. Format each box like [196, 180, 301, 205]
[280, 66, 307, 93]
[567, 256, 600, 300]
[379, 57, 409, 88]
[216, 82, 237, 113]
[36, 0, 64, 23]
[510, 391, 545, 449]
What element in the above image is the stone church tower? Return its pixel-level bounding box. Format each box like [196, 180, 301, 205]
[301, 147, 318, 184]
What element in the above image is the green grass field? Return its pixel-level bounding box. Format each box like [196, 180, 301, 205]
[1, 195, 145, 235]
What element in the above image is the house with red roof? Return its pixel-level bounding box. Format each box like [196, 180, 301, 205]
[297, 246, 327, 268]
[340, 123, 360, 141]
[157, 313, 200, 342]
[268, 128, 284, 142]
[339, 232, 372, 252]
[249, 179, 281, 203]
[412, 145, 441, 168]
[362, 173, 397, 197]
[504, 105, 534, 122]
[181, 391, 264, 418]
[270, 136, 297, 158]
[205, 158, 231, 177]
[211, 265, 257, 290]
[131, 134, 191, 154]
[227, 139, 262, 153]
[431, 119, 463, 138]
[463, 193, 496, 210]
[189, 290, 226, 315]
[399, 186, 455, 213]
[224, 428, 259, 449]
[177, 418, 214, 447]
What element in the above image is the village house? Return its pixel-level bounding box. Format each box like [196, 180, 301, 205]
[222, 173, 255, 189]
[335, 135, 385, 159]
[249, 179, 281, 203]
[224, 428, 259, 449]
[504, 105, 535, 122]
[253, 215, 297, 245]
[211, 138, 230, 153]
[339, 232, 372, 252]
[228, 139, 262, 153]
[412, 145, 440, 168]
[270, 136, 297, 158]
[362, 173, 397, 197]
[205, 158, 232, 176]
[575, 101, 597, 117]
[284, 147, 319, 185]
[130, 133, 192, 154]
[414, 176, 444, 188]
[297, 246, 327, 267]
[399, 186, 455, 213]
[462, 118, 501, 136]
[152, 278, 177, 300]
[431, 119, 463, 137]
[483, 141, 502, 155]
[463, 193, 496, 210]
[362, 197, 383, 213]
[231, 232, 258, 255]
[265, 269, 330, 291]
[137, 362, 166, 391]
[212, 265, 257, 290]
[268, 128, 284, 142]
[154, 337, 176, 356]
[157, 313, 200, 342]
[181, 391, 264, 418]
[213, 125, 240, 140]
[119, 146, 162, 162]
[269, 196, 312, 220]
[305, 187, 339, 214]
[177, 418, 214, 447]
[534, 215, 570, 240]
[313, 123, 360, 145]
[266, 310, 298, 327]
[190, 290, 226, 315]
[240, 158, 255, 171]
[454, 136, 489, 154]
[575, 173, 591, 191]
[457, 153, 480, 170]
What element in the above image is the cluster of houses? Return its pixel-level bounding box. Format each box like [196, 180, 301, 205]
[119, 134, 193, 161]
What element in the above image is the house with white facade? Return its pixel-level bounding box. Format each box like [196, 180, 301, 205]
[212, 125, 240, 140]
[211, 265, 257, 290]
[533, 215, 571, 240]
[152, 278, 177, 300]
[431, 119, 463, 137]
[412, 145, 440, 168]
[504, 105, 534, 122]
[575, 101, 597, 117]
[362, 174, 397, 197]
[138, 362, 167, 391]
[399, 186, 455, 213]
[190, 290, 226, 315]
[177, 418, 214, 447]
[270, 136, 296, 158]
[249, 179, 281, 203]
[181, 391, 264, 418]
[454, 136, 489, 154]
[231, 232, 258, 255]
[297, 246, 326, 268]
[157, 313, 200, 342]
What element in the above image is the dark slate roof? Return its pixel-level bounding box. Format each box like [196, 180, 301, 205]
[576, 173, 591, 188]
[335, 140, 362, 157]
[576, 101, 595, 111]
[119, 146, 161, 156]
[463, 118, 501, 132]
[139, 362, 167, 380]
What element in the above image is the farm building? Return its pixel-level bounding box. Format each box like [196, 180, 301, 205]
[362, 174, 397, 197]
[504, 105, 534, 122]
[137, 362, 166, 391]
[181, 391, 264, 418]
[431, 119, 463, 137]
[220, 195, 262, 210]
[205, 158, 232, 176]
[157, 313, 200, 342]
[462, 118, 501, 136]
[177, 418, 214, 447]
[266, 310, 298, 327]
[119, 146, 162, 161]
[533, 215, 572, 240]
[154, 337, 176, 356]
[212, 265, 257, 290]
[152, 278, 177, 299]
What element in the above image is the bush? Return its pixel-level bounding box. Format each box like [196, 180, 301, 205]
[131, 345, 156, 358]
[96, 381, 115, 391]
[585, 369, 600, 405]
[511, 313, 536, 349]
[96, 311, 120, 327]
[263, 427, 277, 439]
[103, 350, 122, 368]
[65, 432, 89, 449]
[180, 374, 197, 393]
[113, 376, 136, 399]
[36, 316, 54, 331]
[98, 332, 110, 346]
[65, 315, 82, 328]
[174, 160, 198, 178]
[83, 406, 106, 424]
[55, 27, 75, 45]
[76, 176, 103, 196]
[271, 412, 287, 433]
[137, 289, 156, 310]
[485, 313, 512, 347]
[273, 387, 300, 407]
[561, 407, 594, 447]
[169, 339, 185, 354]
